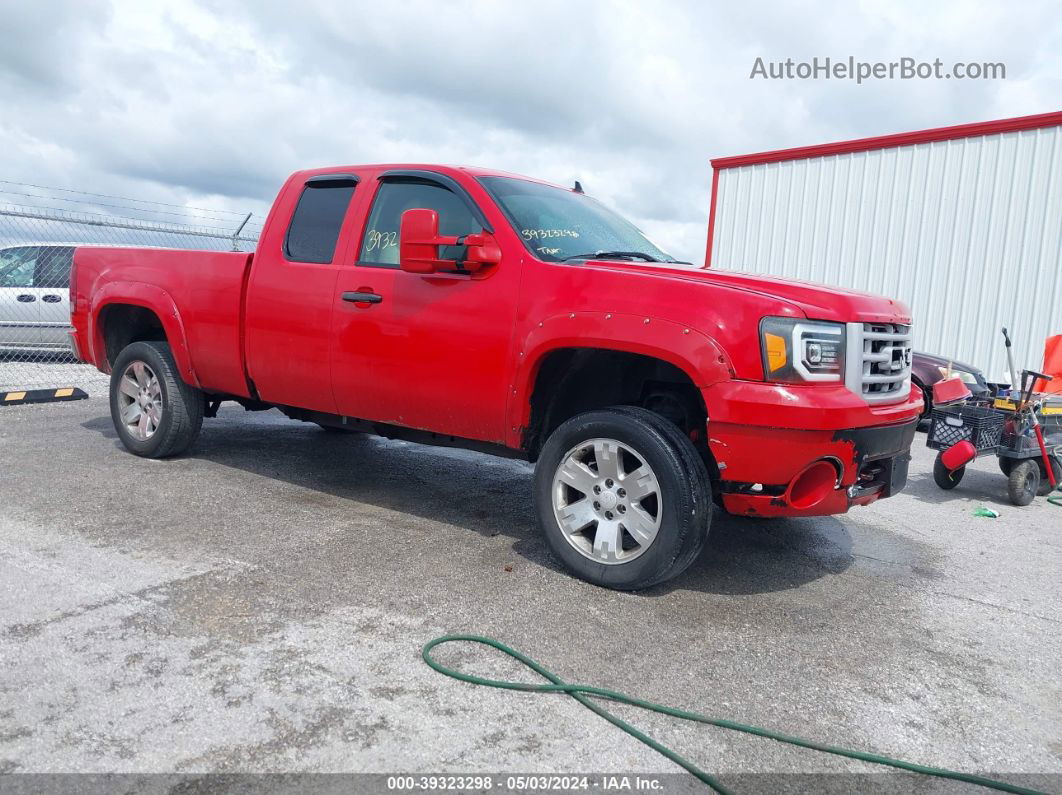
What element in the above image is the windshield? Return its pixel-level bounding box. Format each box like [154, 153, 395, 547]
[478, 176, 678, 263]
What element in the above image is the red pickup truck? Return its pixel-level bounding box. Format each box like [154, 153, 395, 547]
[71, 164, 921, 589]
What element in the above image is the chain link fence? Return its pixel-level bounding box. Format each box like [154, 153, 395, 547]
[0, 187, 261, 395]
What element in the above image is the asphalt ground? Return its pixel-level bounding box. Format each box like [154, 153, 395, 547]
[0, 397, 1059, 793]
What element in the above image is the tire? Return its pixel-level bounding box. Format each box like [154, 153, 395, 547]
[612, 406, 714, 578]
[932, 453, 964, 490]
[534, 406, 712, 591]
[1007, 460, 1039, 506]
[1036, 455, 1061, 497]
[109, 341, 204, 458]
[998, 457, 1015, 477]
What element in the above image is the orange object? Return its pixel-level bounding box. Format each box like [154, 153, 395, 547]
[933, 377, 972, 405]
[1037, 334, 1062, 394]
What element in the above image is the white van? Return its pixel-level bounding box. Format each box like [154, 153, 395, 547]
[0, 244, 75, 354]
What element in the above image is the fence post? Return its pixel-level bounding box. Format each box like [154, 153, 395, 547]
[231, 212, 252, 251]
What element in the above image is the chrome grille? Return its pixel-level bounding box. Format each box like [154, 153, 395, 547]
[845, 322, 912, 404]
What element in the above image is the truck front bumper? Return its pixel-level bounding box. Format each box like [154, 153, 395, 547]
[701, 381, 922, 518]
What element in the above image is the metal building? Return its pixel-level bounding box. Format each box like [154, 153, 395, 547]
[706, 111, 1062, 383]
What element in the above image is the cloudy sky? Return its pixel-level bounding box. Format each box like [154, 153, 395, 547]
[1, 0, 1059, 260]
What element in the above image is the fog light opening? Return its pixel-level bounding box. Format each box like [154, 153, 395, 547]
[787, 460, 839, 510]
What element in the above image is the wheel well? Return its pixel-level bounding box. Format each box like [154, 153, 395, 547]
[99, 304, 167, 366]
[525, 348, 716, 475]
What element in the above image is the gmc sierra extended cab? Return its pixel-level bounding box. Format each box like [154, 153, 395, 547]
[71, 164, 921, 589]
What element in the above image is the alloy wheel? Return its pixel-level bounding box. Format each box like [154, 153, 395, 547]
[551, 438, 662, 564]
[117, 360, 163, 440]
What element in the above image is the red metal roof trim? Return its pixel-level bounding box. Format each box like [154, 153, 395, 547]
[703, 168, 721, 268]
[711, 110, 1062, 169]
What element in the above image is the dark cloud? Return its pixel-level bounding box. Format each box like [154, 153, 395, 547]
[0, 0, 1057, 261]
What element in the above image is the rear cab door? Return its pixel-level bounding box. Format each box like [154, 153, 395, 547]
[243, 172, 364, 413]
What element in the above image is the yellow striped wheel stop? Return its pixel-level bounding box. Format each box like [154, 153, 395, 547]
[1, 387, 89, 406]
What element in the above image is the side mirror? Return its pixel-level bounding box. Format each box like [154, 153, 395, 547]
[399, 208, 446, 273]
[399, 208, 501, 274]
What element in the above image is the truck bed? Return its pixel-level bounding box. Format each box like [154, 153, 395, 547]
[72, 246, 254, 397]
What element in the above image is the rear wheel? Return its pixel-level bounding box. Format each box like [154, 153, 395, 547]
[534, 406, 711, 590]
[998, 457, 1015, 477]
[109, 341, 204, 458]
[1007, 460, 1039, 506]
[933, 453, 964, 489]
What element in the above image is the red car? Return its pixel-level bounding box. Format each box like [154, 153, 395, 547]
[70, 165, 922, 589]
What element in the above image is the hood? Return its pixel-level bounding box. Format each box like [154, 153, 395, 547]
[595, 262, 912, 325]
[685, 269, 911, 325]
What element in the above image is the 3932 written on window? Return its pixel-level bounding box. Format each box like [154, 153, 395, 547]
[284, 182, 356, 264]
[359, 181, 479, 267]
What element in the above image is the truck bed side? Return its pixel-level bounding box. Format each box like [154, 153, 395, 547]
[72, 247, 254, 397]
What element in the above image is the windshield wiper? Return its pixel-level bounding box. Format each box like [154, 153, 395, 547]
[561, 250, 660, 262]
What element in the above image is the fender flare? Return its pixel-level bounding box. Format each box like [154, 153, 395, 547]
[88, 281, 199, 388]
[506, 311, 734, 448]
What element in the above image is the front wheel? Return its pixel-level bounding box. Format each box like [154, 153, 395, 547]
[533, 406, 712, 590]
[933, 453, 964, 489]
[1007, 460, 1039, 506]
[109, 341, 204, 458]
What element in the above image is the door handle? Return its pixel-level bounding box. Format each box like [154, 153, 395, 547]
[16, 294, 36, 302]
[42, 294, 62, 303]
[341, 291, 383, 304]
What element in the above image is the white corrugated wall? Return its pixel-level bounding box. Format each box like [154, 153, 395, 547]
[710, 125, 1062, 383]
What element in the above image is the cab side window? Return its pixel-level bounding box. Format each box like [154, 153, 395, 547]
[284, 183, 356, 264]
[0, 247, 37, 288]
[359, 181, 479, 267]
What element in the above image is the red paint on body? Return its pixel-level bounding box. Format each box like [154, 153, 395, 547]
[70, 163, 924, 518]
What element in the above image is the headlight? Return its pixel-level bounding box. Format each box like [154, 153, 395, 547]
[760, 317, 845, 383]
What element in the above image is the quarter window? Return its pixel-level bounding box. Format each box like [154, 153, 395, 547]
[284, 183, 356, 264]
[359, 181, 480, 267]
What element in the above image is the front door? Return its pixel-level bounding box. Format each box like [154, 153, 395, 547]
[331, 176, 518, 444]
[0, 246, 41, 350]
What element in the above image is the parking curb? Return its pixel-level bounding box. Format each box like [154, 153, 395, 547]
[1, 387, 89, 406]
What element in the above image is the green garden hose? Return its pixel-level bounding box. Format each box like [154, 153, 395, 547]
[1048, 475, 1062, 507]
[423, 634, 1045, 795]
